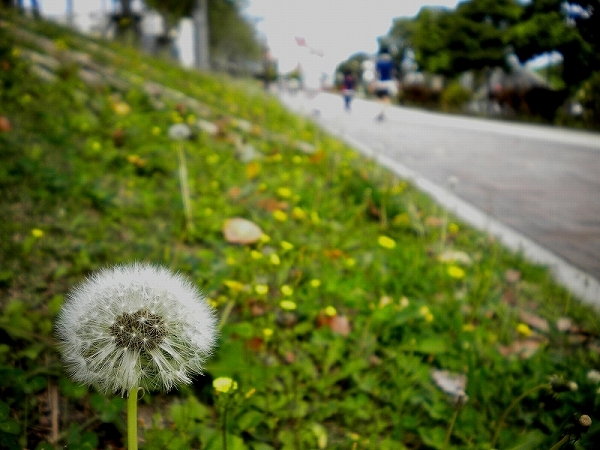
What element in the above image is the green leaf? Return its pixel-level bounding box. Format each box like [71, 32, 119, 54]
[90, 394, 125, 423]
[505, 430, 546, 450]
[0, 401, 10, 420]
[24, 375, 46, 394]
[0, 418, 20, 434]
[59, 377, 89, 399]
[401, 337, 448, 354]
[417, 426, 446, 449]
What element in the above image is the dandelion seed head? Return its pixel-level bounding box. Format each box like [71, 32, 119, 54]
[56, 263, 218, 395]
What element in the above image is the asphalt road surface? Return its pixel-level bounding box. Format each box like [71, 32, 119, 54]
[278, 90, 600, 307]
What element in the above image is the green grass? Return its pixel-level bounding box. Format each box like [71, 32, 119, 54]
[1, 12, 600, 450]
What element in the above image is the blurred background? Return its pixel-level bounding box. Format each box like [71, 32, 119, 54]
[12, 0, 600, 129]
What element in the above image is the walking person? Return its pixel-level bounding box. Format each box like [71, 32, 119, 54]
[373, 46, 397, 121]
[342, 71, 356, 111]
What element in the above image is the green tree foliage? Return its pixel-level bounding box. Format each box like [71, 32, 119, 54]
[386, 1, 523, 77]
[508, 0, 599, 88]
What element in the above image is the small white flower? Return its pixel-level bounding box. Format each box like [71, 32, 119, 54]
[168, 123, 192, 140]
[56, 263, 217, 395]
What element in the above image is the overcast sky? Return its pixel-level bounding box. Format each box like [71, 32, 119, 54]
[243, 0, 462, 74]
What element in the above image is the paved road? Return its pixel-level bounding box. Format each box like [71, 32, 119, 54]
[278, 91, 600, 306]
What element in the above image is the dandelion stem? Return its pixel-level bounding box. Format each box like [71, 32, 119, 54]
[549, 434, 570, 450]
[443, 407, 460, 450]
[219, 300, 235, 330]
[222, 403, 228, 450]
[490, 383, 548, 448]
[176, 143, 194, 234]
[128, 387, 139, 450]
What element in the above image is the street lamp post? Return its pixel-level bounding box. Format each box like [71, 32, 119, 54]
[193, 0, 210, 70]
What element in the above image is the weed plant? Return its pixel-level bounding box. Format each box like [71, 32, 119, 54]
[1, 12, 599, 450]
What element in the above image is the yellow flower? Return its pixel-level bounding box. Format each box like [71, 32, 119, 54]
[281, 285, 293, 296]
[270, 254, 281, 265]
[151, 126, 161, 136]
[251, 250, 263, 260]
[324, 306, 337, 317]
[262, 328, 274, 339]
[186, 114, 196, 125]
[310, 211, 320, 224]
[516, 323, 532, 337]
[245, 388, 256, 398]
[260, 233, 271, 243]
[280, 300, 297, 310]
[276, 187, 292, 198]
[206, 154, 219, 165]
[378, 235, 396, 249]
[213, 377, 238, 394]
[344, 258, 356, 268]
[399, 296, 409, 309]
[280, 241, 294, 251]
[226, 256, 237, 265]
[419, 305, 431, 317]
[224, 280, 245, 292]
[448, 223, 459, 234]
[292, 155, 303, 164]
[273, 210, 288, 222]
[92, 141, 101, 151]
[447, 265, 466, 279]
[255, 284, 268, 295]
[292, 207, 307, 220]
[309, 279, 321, 288]
[425, 313, 434, 322]
[113, 101, 131, 115]
[462, 323, 476, 332]
[31, 228, 44, 238]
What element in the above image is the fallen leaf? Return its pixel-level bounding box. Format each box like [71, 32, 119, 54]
[256, 198, 288, 212]
[519, 310, 549, 332]
[438, 250, 472, 265]
[556, 317, 581, 333]
[329, 315, 351, 336]
[498, 337, 546, 359]
[504, 269, 521, 283]
[222, 217, 263, 244]
[0, 116, 12, 132]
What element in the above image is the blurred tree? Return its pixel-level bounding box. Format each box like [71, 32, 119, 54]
[142, 0, 262, 67]
[386, 1, 522, 77]
[508, 0, 599, 88]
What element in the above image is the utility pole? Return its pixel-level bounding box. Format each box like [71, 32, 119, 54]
[193, 0, 210, 70]
[66, 0, 74, 27]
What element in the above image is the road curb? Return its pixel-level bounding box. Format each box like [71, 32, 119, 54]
[335, 126, 600, 309]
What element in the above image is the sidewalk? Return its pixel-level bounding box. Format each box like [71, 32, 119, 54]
[278, 90, 600, 308]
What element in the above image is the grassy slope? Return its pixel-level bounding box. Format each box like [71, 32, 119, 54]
[1, 13, 599, 450]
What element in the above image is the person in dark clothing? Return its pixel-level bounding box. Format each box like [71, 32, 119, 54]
[373, 46, 397, 121]
[342, 72, 355, 111]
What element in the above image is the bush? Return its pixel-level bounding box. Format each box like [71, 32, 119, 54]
[441, 81, 471, 112]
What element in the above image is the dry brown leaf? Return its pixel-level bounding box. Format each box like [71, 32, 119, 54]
[256, 198, 288, 212]
[222, 217, 263, 244]
[498, 337, 546, 359]
[0, 116, 12, 132]
[329, 315, 352, 336]
[504, 269, 521, 283]
[519, 310, 550, 332]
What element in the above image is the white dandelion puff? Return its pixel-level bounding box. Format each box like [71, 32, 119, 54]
[55, 263, 218, 396]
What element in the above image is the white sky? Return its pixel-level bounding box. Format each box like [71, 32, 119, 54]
[243, 0, 462, 75]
